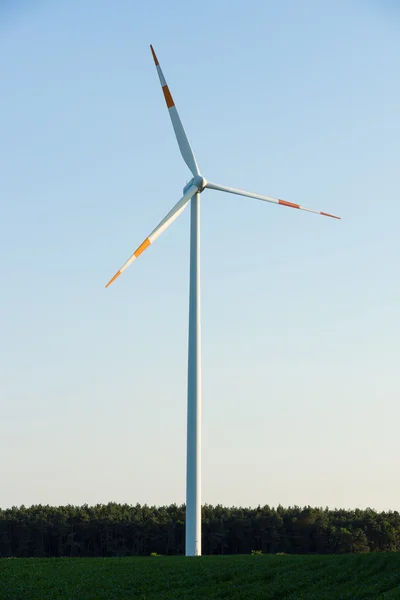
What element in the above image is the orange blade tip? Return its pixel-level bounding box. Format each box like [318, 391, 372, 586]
[105, 270, 121, 288]
[321, 211, 341, 220]
[150, 45, 159, 66]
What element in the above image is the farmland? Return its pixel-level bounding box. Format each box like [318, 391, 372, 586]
[1, 553, 400, 599]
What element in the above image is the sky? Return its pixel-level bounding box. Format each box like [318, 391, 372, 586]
[1, 0, 399, 512]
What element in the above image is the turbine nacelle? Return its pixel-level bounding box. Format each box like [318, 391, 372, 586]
[184, 175, 207, 194]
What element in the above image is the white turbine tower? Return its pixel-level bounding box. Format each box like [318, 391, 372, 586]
[106, 45, 340, 557]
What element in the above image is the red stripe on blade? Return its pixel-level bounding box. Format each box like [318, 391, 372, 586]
[278, 199, 300, 209]
[162, 85, 174, 108]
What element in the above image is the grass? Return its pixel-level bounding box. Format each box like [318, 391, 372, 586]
[1, 553, 400, 599]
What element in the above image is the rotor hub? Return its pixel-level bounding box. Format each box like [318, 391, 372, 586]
[184, 175, 207, 194]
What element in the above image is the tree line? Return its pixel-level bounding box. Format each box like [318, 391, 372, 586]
[0, 503, 399, 557]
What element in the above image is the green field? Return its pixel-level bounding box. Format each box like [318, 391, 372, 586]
[1, 553, 400, 599]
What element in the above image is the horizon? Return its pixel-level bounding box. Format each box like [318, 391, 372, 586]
[2, 500, 400, 513]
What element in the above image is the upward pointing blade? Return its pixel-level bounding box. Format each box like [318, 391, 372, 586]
[150, 45, 200, 177]
[105, 183, 199, 288]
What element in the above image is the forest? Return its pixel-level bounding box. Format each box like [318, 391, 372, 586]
[0, 503, 399, 557]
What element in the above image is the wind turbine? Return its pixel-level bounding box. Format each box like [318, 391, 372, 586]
[106, 45, 340, 557]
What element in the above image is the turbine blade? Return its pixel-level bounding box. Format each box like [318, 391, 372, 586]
[150, 45, 200, 177]
[206, 181, 341, 220]
[106, 184, 198, 288]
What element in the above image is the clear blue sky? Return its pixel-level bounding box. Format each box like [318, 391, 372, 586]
[1, 0, 399, 511]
